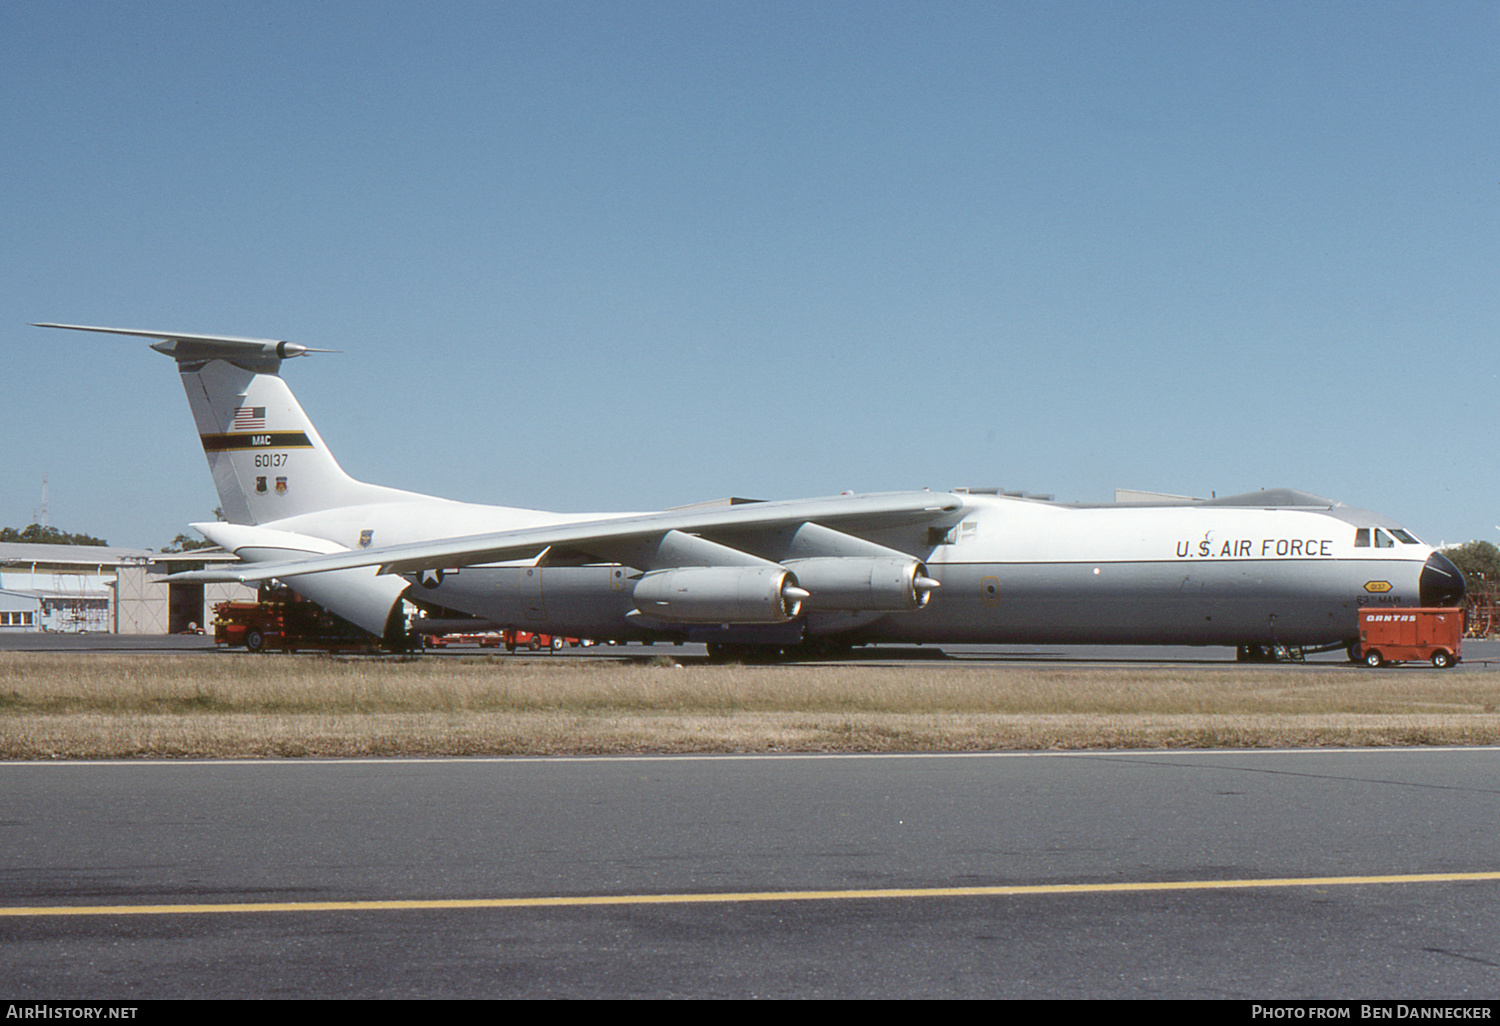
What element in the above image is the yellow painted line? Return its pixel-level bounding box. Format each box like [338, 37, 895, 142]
[3, 871, 1499, 918]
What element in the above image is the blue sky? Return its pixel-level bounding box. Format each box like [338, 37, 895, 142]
[4, 1, 1496, 549]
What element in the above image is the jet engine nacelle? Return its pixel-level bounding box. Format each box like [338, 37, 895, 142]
[787, 556, 938, 611]
[631, 566, 806, 624]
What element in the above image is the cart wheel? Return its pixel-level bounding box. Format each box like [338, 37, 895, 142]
[246, 630, 265, 653]
[1431, 650, 1453, 669]
[528, 636, 541, 651]
[1364, 649, 1384, 668]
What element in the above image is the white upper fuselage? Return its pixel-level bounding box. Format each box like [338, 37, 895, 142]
[235, 491, 1431, 576]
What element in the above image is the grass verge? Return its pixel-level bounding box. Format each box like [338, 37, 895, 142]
[3, 652, 1499, 759]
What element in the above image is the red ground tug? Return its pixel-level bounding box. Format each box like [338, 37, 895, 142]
[213, 596, 380, 653]
[416, 628, 588, 652]
[1356, 607, 1463, 668]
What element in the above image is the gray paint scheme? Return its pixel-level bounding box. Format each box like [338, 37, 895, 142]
[404, 521, 1435, 648]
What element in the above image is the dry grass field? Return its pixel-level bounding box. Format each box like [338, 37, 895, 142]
[3, 651, 1500, 759]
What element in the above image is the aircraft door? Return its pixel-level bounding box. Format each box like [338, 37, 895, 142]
[514, 567, 547, 621]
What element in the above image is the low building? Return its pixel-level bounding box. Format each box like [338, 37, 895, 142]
[0, 543, 254, 634]
[0, 589, 42, 631]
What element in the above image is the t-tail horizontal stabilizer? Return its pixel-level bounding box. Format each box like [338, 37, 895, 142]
[32, 323, 338, 372]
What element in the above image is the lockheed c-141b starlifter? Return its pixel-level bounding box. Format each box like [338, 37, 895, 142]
[36, 323, 1466, 661]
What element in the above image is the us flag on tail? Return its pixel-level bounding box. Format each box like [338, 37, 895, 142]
[232, 407, 266, 430]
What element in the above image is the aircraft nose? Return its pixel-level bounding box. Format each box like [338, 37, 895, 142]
[1419, 551, 1465, 608]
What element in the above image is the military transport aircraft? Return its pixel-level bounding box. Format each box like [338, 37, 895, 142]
[37, 323, 1465, 661]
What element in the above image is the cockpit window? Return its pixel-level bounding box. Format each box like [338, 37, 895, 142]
[1354, 528, 1370, 548]
[1391, 529, 1420, 544]
[1374, 528, 1395, 548]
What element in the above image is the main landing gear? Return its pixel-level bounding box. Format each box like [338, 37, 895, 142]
[1237, 641, 1351, 663]
[1235, 643, 1302, 663]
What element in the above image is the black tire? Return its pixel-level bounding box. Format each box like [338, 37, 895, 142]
[1431, 651, 1453, 669]
[550, 635, 565, 652]
[1347, 642, 1364, 663]
[245, 629, 265, 653]
[527, 636, 541, 651]
[1364, 649, 1384, 668]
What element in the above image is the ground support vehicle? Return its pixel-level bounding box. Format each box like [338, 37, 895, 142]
[422, 632, 503, 649]
[502, 630, 592, 652]
[1355, 607, 1463, 668]
[212, 598, 380, 653]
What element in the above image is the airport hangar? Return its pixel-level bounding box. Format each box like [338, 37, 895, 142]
[0, 542, 253, 634]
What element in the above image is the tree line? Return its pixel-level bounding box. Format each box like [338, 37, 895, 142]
[0, 524, 107, 546]
[1442, 540, 1500, 598]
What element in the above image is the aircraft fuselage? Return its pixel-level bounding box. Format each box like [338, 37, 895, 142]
[266, 492, 1446, 650]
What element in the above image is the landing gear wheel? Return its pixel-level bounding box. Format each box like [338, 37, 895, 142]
[1347, 642, 1363, 663]
[1364, 649, 1385, 668]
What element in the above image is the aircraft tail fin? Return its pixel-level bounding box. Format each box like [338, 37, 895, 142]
[34, 324, 427, 526]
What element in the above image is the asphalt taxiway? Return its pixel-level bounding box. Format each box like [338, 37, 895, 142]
[3, 748, 1500, 998]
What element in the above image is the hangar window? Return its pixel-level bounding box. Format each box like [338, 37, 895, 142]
[1354, 529, 1370, 548]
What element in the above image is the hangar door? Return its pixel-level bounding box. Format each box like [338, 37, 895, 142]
[168, 582, 205, 634]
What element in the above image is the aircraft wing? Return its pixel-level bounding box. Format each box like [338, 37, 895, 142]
[167, 491, 967, 584]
